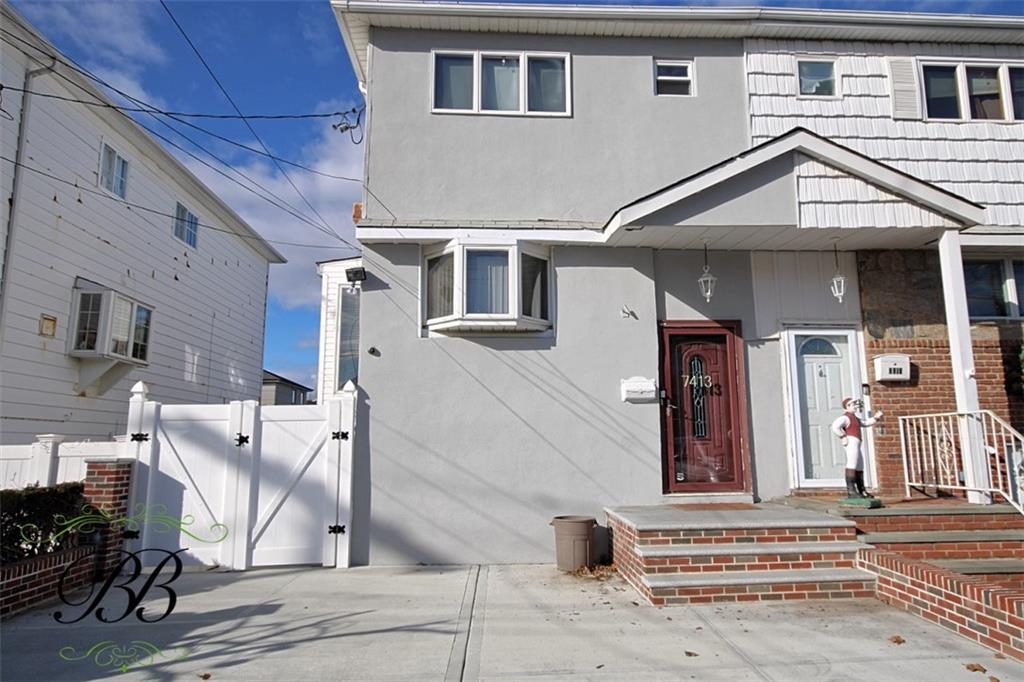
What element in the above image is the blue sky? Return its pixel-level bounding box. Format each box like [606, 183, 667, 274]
[12, 0, 1024, 392]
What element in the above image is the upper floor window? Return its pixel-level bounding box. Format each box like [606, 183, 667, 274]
[654, 59, 694, 96]
[173, 202, 199, 248]
[71, 284, 153, 364]
[99, 143, 128, 198]
[964, 258, 1023, 319]
[423, 240, 552, 333]
[432, 51, 570, 116]
[922, 61, 1024, 121]
[797, 59, 837, 97]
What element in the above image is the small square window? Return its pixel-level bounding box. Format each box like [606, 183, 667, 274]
[964, 261, 1007, 317]
[99, 143, 128, 198]
[174, 202, 199, 248]
[654, 60, 693, 96]
[797, 60, 836, 97]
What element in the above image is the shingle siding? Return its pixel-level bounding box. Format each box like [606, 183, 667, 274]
[746, 39, 1024, 229]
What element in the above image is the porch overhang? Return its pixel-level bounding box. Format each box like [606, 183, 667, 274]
[604, 128, 986, 251]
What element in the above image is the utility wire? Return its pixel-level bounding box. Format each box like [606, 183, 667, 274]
[158, 0, 342, 240]
[0, 26, 364, 246]
[2, 24, 395, 225]
[0, 154, 355, 250]
[0, 84, 357, 120]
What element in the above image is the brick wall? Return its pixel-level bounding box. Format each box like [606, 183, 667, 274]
[0, 459, 133, 618]
[858, 547, 1024, 662]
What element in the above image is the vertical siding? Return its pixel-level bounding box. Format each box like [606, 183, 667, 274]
[0, 41, 272, 444]
[746, 39, 1024, 228]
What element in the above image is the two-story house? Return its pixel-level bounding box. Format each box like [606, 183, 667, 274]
[0, 3, 285, 444]
[328, 1, 1024, 565]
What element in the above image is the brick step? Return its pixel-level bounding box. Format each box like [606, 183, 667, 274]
[636, 541, 863, 575]
[839, 505, 1024, 534]
[861, 530, 1024, 560]
[637, 526, 857, 546]
[644, 568, 876, 605]
[930, 558, 1024, 575]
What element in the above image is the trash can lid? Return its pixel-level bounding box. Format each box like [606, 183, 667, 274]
[550, 515, 597, 526]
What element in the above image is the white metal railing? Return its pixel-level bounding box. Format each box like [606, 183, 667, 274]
[900, 410, 1024, 514]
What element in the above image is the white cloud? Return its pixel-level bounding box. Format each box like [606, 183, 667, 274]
[88, 65, 170, 112]
[14, 0, 167, 71]
[182, 119, 364, 309]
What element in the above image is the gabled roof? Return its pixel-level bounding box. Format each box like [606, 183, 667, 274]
[604, 127, 986, 239]
[331, 1, 1024, 83]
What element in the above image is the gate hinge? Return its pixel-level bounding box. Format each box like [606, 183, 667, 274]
[332, 431, 349, 441]
[327, 524, 346, 535]
[130, 432, 149, 442]
[235, 433, 250, 447]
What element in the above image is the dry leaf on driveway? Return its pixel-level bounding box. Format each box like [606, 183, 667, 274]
[888, 635, 905, 645]
[965, 663, 987, 673]
[684, 651, 699, 657]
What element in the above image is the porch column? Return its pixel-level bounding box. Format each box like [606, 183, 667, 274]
[937, 231, 990, 504]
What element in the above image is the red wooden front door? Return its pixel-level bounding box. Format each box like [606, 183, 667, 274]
[661, 324, 746, 493]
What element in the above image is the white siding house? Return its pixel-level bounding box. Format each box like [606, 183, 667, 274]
[0, 5, 285, 444]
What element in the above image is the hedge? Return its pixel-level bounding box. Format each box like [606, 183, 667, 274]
[0, 482, 91, 563]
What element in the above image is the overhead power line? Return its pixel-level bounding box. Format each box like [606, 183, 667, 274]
[0, 26, 366, 247]
[0, 154, 356, 251]
[0, 84, 357, 120]
[158, 0, 343, 241]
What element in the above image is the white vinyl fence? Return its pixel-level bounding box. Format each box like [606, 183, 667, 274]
[1, 380, 358, 571]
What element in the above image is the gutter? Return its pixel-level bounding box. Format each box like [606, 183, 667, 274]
[0, 57, 55, 357]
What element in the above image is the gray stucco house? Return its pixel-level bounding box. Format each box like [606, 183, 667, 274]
[325, 1, 1024, 565]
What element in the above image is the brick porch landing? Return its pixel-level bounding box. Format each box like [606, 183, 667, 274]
[606, 504, 876, 606]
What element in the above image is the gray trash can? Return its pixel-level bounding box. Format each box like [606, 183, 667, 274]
[550, 515, 596, 572]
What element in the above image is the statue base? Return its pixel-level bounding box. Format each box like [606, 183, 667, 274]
[838, 496, 883, 509]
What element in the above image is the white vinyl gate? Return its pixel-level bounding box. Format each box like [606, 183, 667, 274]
[123, 381, 355, 569]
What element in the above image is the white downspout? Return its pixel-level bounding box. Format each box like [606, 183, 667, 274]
[0, 58, 55, 356]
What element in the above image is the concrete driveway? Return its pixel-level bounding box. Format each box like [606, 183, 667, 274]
[1, 565, 1018, 681]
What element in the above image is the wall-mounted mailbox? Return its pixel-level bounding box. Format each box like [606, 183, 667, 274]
[873, 354, 911, 382]
[621, 376, 658, 403]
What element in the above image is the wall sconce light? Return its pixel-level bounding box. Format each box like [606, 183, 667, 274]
[829, 244, 846, 304]
[346, 267, 367, 293]
[697, 243, 717, 304]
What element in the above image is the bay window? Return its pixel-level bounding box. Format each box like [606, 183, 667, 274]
[70, 284, 154, 364]
[433, 50, 571, 116]
[422, 241, 551, 333]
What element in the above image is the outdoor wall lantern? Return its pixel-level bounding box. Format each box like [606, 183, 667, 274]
[697, 243, 717, 303]
[829, 244, 846, 303]
[346, 266, 367, 293]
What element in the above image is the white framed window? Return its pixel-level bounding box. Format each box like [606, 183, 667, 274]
[964, 257, 1023, 319]
[432, 50, 571, 116]
[69, 285, 153, 364]
[99, 142, 129, 198]
[796, 59, 838, 98]
[421, 240, 552, 333]
[920, 60, 1024, 121]
[173, 202, 199, 248]
[653, 59, 694, 96]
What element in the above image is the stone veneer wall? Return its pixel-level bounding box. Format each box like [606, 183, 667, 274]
[0, 459, 132, 617]
[858, 251, 1023, 498]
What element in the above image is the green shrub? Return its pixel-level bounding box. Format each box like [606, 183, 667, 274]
[0, 482, 91, 563]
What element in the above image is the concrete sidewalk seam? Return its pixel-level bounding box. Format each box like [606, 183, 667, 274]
[444, 564, 480, 682]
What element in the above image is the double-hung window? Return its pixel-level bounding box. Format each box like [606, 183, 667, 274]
[964, 258, 1024, 319]
[433, 51, 570, 116]
[921, 61, 1024, 121]
[174, 202, 199, 248]
[423, 241, 552, 333]
[70, 284, 154, 364]
[654, 59, 694, 96]
[99, 143, 129, 198]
